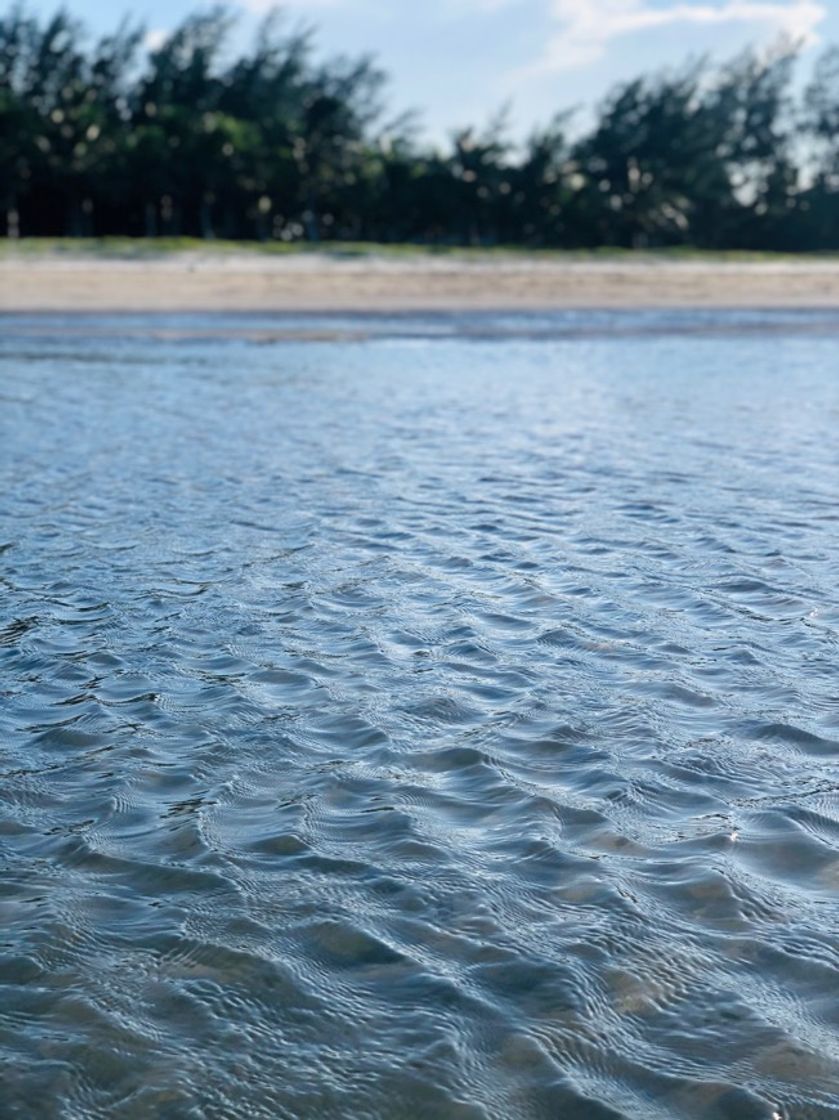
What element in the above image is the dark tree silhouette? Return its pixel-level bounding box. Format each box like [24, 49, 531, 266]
[1, 4, 837, 249]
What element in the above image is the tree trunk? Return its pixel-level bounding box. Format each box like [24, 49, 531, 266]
[304, 191, 320, 242]
[6, 197, 19, 239]
[200, 197, 214, 239]
[66, 198, 82, 237]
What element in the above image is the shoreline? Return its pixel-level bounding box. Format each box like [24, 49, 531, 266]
[5, 250, 839, 312]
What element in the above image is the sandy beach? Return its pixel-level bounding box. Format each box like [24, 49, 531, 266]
[5, 250, 839, 313]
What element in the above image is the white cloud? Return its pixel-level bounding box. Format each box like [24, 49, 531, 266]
[237, 0, 352, 9]
[529, 0, 827, 74]
[144, 28, 169, 51]
[228, 0, 827, 76]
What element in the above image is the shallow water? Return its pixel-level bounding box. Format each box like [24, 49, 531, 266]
[1, 311, 838, 1120]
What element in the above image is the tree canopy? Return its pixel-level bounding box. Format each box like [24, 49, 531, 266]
[2, 4, 839, 249]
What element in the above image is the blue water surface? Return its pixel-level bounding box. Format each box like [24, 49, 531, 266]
[1, 311, 838, 1119]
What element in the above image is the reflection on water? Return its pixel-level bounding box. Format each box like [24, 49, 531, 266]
[1, 312, 838, 1120]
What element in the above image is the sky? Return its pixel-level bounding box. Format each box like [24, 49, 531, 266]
[22, 0, 839, 141]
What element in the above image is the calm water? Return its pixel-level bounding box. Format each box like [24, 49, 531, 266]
[1, 311, 838, 1120]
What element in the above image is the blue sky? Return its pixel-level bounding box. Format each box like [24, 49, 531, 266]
[24, 0, 839, 141]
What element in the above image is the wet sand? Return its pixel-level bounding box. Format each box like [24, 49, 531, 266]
[4, 251, 839, 311]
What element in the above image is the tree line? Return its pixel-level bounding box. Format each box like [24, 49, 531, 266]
[3, 4, 839, 249]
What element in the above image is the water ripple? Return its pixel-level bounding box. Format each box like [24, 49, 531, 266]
[1, 311, 838, 1119]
